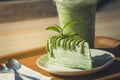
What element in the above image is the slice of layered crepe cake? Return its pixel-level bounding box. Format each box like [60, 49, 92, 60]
[46, 34, 92, 70]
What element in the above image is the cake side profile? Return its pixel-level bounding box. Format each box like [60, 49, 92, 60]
[46, 34, 92, 70]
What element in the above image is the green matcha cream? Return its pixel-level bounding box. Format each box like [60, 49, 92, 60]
[54, 0, 97, 48]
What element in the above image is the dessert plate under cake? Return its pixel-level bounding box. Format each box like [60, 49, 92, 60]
[36, 49, 115, 76]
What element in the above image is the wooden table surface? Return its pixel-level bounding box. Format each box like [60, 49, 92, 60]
[0, 36, 120, 80]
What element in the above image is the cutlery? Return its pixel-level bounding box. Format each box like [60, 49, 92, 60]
[5, 58, 40, 80]
[6, 58, 23, 80]
[0, 64, 9, 73]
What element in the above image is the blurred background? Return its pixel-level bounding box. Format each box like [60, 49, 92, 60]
[0, 0, 120, 55]
[0, 0, 119, 22]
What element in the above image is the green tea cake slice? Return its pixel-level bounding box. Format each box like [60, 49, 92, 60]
[47, 35, 92, 70]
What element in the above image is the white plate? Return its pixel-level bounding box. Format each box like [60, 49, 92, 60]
[36, 49, 115, 76]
